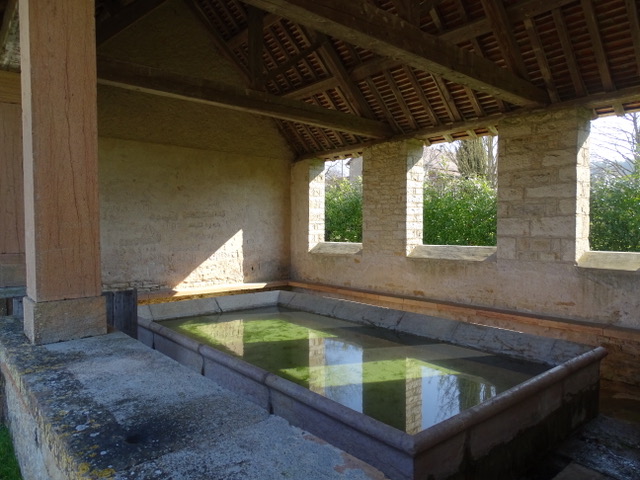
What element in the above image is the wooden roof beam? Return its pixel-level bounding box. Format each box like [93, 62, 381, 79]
[238, 0, 549, 107]
[96, 57, 393, 138]
[480, 0, 528, 79]
[627, 0, 640, 77]
[227, 12, 280, 50]
[581, 0, 614, 91]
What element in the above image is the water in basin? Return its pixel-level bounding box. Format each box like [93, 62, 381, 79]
[161, 306, 549, 434]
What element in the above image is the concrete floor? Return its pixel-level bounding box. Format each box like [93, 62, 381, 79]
[519, 382, 640, 480]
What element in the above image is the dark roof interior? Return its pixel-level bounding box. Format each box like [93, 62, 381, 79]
[3, 0, 640, 160]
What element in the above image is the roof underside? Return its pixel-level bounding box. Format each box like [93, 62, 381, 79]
[3, 0, 640, 160]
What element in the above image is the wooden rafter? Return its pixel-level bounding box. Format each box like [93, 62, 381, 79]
[96, 0, 168, 45]
[295, 84, 640, 161]
[432, 75, 462, 122]
[247, 6, 265, 89]
[627, 0, 640, 77]
[403, 66, 440, 126]
[552, 8, 587, 97]
[480, 0, 528, 78]
[285, 0, 579, 99]
[391, 0, 421, 26]
[228, 12, 280, 49]
[263, 38, 326, 83]
[523, 17, 560, 103]
[96, 57, 393, 138]
[383, 70, 419, 130]
[238, 0, 549, 106]
[278, 0, 580, 107]
[307, 30, 377, 119]
[580, 0, 613, 91]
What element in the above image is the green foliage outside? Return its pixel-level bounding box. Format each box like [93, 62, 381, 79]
[0, 425, 22, 480]
[423, 176, 497, 246]
[590, 174, 640, 252]
[325, 177, 362, 242]
[324, 169, 639, 252]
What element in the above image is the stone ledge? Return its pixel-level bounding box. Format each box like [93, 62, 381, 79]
[0, 316, 383, 480]
[310, 242, 363, 256]
[578, 251, 640, 272]
[408, 245, 497, 262]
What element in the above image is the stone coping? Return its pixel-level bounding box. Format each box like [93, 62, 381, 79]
[578, 251, 640, 272]
[408, 245, 497, 262]
[141, 290, 607, 480]
[310, 242, 363, 256]
[139, 290, 595, 365]
[0, 315, 384, 480]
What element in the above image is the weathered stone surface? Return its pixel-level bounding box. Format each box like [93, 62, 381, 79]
[23, 295, 107, 345]
[0, 317, 384, 480]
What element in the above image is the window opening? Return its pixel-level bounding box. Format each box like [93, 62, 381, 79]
[589, 113, 640, 253]
[324, 158, 362, 243]
[422, 138, 497, 246]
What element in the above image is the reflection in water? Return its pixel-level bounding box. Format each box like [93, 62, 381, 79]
[162, 307, 547, 434]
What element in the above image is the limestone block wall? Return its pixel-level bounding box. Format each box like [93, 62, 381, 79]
[96, 0, 292, 292]
[290, 108, 640, 331]
[99, 137, 291, 291]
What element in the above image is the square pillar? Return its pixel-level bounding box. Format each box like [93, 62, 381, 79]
[307, 159, 326, 249]
[19, 0, 106, 343]
[497, 107, 592, 264]
[362, 140, 424, 257]
[0, 101, 25, 288]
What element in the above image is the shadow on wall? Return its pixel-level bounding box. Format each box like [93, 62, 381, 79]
[98, 137, 290, 292]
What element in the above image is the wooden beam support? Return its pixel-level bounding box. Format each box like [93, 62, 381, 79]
[581, 0, 614, 91]
[96, 57, 393, 138]
[281, 0, 578, 102]
[295, 85, 640, 161]
[523, 17, 561, 103]
[0, 69, 20, 104]
[480, 0, 528, 78]
[247, 5, 265, 90]
[96, 0, 168, 45]
[308, 31, 376, 119]
[228, 13, 280, 50]
[552, 8, 587, 97]
[626, 0, 640, 77]
[238, 0, 549, 107]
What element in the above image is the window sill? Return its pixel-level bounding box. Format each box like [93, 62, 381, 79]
[310, 242, 363, 256]
[409, 245, 497, 262]
[578, 251, 640, 272]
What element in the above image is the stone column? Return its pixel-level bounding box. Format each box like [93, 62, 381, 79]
[0, 101, 25, 288]
[497, 107, 591, 264]
[362, 139, 424, 257]
[19, 0, 106, 343]
[307, 159, 326, 249]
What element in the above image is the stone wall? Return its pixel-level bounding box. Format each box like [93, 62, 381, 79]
[99, 137, 291, 291]
[96, 0, 292, 292]
[291, 108, 640, 331]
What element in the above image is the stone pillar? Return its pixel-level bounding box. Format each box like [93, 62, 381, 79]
[308, 159, 326, 248]
[19, 0, 106, 343]
[0, 101, 25, 288]
[362, 140, 424, 257]
[497, 107, 591, 264]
